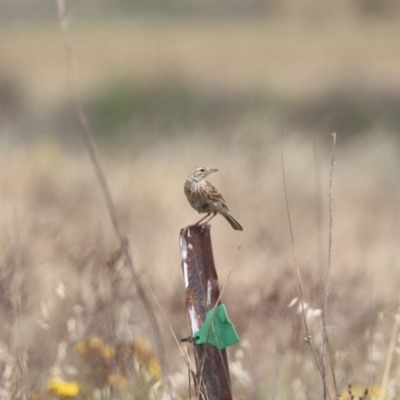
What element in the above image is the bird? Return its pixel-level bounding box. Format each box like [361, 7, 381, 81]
[184, 166, 243, 231]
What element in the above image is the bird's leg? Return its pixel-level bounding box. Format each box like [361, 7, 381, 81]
[195, 213, 211, 225]
[199, 212, 217, 230]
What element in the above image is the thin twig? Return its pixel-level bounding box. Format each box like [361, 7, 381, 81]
[280, 135, 324, 382]
[55, 2, 173, 398]
[11, 205, 28, 400]
[368, 273, 375, 386]
[272, 308, 289, 400]
[326, 336, 338, 396]
[216, 240, 242, 306]
[313, 136, 324, 302]
[56, 0, 123, 241]
[322, 132, 337, 399]
[379, 307, 400, 400]
[139, 268, 190, 368]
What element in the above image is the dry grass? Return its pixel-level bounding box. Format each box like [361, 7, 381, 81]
[1, 133, 400, 398]
[1, 6, 400, 399]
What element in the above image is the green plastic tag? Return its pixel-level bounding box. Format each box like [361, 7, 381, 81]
[194, 304, 240, 349]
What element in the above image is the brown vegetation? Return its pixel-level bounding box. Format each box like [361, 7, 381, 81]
[0, 3, 400, 399]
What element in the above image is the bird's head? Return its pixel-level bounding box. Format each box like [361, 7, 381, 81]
[189, 166, 218, 181]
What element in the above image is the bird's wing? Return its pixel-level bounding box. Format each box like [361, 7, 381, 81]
[205, 181, 229, 210]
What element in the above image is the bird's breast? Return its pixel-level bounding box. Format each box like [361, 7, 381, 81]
[185, 181, 202, 197]
[184, 180, 206, 209]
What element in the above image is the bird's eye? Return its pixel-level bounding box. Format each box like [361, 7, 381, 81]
[200, 168, 204, 172]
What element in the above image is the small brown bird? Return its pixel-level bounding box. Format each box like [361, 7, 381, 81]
[184, 166, 243, 231]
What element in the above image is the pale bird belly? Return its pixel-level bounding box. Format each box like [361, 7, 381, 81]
[186, 182, 217, 213]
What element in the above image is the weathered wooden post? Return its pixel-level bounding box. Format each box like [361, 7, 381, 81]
[179, 224, 233, 400]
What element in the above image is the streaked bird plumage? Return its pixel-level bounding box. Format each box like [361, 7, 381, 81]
[184, 166, 243, 231]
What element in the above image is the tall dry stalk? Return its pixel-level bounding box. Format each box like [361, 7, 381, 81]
[280, 136, 324, 382]
[55, 1, 173, 398]
[322, 132, 337, 399]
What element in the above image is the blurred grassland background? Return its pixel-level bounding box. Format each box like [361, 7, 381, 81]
[1, 0, 400, 398]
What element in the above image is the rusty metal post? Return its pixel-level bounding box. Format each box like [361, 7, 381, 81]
[179, 224, 233, 400]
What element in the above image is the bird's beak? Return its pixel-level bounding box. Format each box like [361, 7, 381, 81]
[209, 168, 218, 174]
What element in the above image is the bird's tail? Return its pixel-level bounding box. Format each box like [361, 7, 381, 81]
[222, 211, 243, 231]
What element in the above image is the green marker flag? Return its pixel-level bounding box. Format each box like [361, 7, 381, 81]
[194, 304, 240, 349]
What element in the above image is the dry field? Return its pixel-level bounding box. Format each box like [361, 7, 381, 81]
[1, 6, 400, 399]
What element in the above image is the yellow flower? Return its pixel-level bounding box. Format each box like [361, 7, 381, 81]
[101, 345, 116, 359]
[74, 341, 87, 356]
[148, 357, 161, 380]
[48, 378, 79, 397]
[107, 374, 128, 391]
[368, 386, 389, 400]
[132, 336, 154, 365]
[87, 336, 103, 350]
[338, 385, 388, 400]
